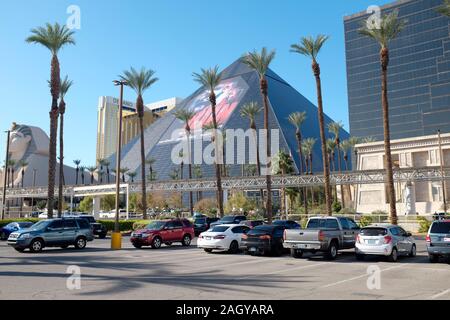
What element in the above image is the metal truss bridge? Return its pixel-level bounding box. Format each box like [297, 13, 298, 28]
[1, 167, 450, 200]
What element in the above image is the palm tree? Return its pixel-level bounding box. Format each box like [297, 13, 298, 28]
[326, 138, 337, 204]
[97, 170, 104, 185]
[120, 67, 158, 220]
[146, 157, 156, 181]
[103, 160, 111, 184]
[340, 140, 351, 171]
[291, 35, 332, 215]
[359, 10, 406, 225]
[79, 166, 85, 185]
[19, 160, 28, 217]
[73, 160, 81, 185]
[437, 0, 450, 16]
[193, 165, 203, 201]
[288, 111, 308, 215]
[174, 109, 196, 215]
[240, 101, 264, 203]
[303, 138, 317, 206]
[7, 160, 16, 188]
[26, 23, 75, 218]
[97, 159, 106, 184]
[127, 171, 137, 183]
[87, 166, 96, 185]
[242, 47, 276, 223]
[120, 167, 129, 183]
[274, 151, 294, 219]
[57, 76, 73, 217]
[328, 121, 345, 208]
[193, 66, 224, 217]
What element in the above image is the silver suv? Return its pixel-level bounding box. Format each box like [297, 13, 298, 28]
[7, 218, 94, 253]
[355, 224, 416, 262]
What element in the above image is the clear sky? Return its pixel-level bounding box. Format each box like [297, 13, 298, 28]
[0, 0, 392, 167]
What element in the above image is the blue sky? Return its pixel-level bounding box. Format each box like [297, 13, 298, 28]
[0, 0, 392, 166]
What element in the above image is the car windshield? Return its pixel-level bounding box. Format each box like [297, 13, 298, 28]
[273, 220, 286, 225]
[210, 226, 229, 232]
[430, 222, 450, 234]
[248, 226, 272, 235]
[18, 222, 33, 228]
[145, 221, 166, 230]
[360, 228, 387, 236]
[29, 220, 52, 230]
[220, 216, 235, 223]
[194, 218, 206, 224]
[5, 223, 16, 228]
[307, 219, 338, 229]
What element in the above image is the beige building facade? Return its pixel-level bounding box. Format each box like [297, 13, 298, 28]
[355, 133, 450, 215]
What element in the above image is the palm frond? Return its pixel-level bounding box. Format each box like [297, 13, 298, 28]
[26, 22, 75, 55]
[120, 67, 158, 96]
[437, 0, 450, 17]
[240, 102, 262, 121]
[60, 75, 73, 99]
[174, 109, 195, 123]
[358, 10, 406, 48]
[327, 121, 344, 139]
[287, 111, 307, 129]
[193, 65, 222, 92]
[290, 35, 329, 61]
[241, 47, 276, 78]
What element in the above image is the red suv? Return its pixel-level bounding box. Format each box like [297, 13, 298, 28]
[130, 219, 194, 249]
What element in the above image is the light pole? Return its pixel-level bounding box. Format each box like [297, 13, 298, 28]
[438, 129, 447, 213]
[111, 79, 127, 250]
[1, 130, 11, 220]
[31, 168, 37, 214]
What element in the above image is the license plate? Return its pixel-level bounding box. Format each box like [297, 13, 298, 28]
[366, 239, 377, 244]
[444, 238, 450, 242]
[204, 237, 211, 240]
[296, 244, 307, 249]
[249, 247, 257, 252]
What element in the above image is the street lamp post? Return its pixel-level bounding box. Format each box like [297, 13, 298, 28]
[31, 168, 37, 214]
[1, 130, 11, 220]
[438, 129, 447, 213]
[111, 80, 127, 249]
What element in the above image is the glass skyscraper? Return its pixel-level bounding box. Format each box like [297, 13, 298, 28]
[345, 0, 450, 140]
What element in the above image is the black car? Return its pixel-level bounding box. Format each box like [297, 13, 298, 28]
[193, 216, 220, 236]
[273, 220, 301, 229]
[79, 215, 107, 238]
[239, 220, 265, 228]
[210, 215, 247, 228]
[242, 225, 285, 256]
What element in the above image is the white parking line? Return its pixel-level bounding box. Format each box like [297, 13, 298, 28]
[236, 262, 326, 280]
[320, 265, 403, 288]
[430, 288, 450, 299]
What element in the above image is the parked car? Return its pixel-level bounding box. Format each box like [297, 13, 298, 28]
[355, 224, 416, 262]
[30, 211, 42, 218]
[198, 224, 250, 253]
[239, 220, 264, 229]
[432, 212, 448, 221]
[273, 220, 301, 229]
[210, 215, 247, 228]
[0, 222, 35, 240]
[79, 215, 108, 239]
[426, 220, 450, 263]
[242, 225, 285, 256]
[7, 218, 94, 253]
[130, 219, 194, 249]
[193, 216, 220, 236]
[283, 216, 360, 260]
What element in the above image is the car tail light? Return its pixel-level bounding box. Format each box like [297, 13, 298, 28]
[242, 234, 248, 240]
[426, 234, 431, 242]
[214, 235, 226, 239]
[318, 230, 325, 241]
[259, 235, 271, 240]
[384, 236, 392, 244]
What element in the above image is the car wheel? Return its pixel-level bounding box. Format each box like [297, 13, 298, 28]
[29, 239, 43, 253]
[228, 241, 239, 254]
[409, 244, 416, 257]
[325, 241, 338, 260]
[165, 242, 172, 246]
[14, 248, 25, 253]
[356, 253, 365, 261]
[290, 248, 303, 258]
[388, 247, 398, 262]
[74, 237, 87, 249]
[204, 248, 213, 253]
[151, 237, 162, 249]
[429, 254, 439, 263]
[182, 235, 191, 246]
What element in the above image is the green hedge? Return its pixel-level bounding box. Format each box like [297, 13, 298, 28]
[417, 216, 432, 233]
[0, 218, 40, 228]
[97, 220, 137, 232]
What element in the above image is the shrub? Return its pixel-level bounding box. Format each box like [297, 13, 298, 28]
[97, 220, 137, 232]
[132, 220, 150, 231]
[332, 201, 342, 213]
[359, 215, 374, 227]
[224, 192, 256, 214]
[194, 198, 217, 216]
[417, 216, 432, 233]
[0, 218, 40, 228]
[339, 207, 356, 215]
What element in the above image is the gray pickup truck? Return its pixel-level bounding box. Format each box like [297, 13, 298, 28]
[283, 216, 360, 260]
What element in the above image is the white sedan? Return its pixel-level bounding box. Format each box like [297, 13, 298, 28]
[197, 224, 250, 253]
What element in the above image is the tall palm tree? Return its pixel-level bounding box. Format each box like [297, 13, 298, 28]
[87, 166, 96, 185]
[437, 0, 450, 16]
[328, 121, 345, 208]
[103, 160, 111, 184]
[303, 138, 317, 206]
[274, 151, 294, 219]
[120, 67, 158, 220]
[242, 47, 276, 223]
[120, 167, 129, 183]
[79, 166, 85, 185]
[174, 109, 196, 216]
[7, 160, 16, 188]
[340, 140, 351, 171]
[127, 171, 137, 183]
[240, 102, 264, 203]
[359, 10, 406, 225]
[73, 160, 81, 185]
[57, 76, 73, 217]
[326, 138, 337, 204]
[146, 157, 156, 181]
[291, 35, 332, 215]
[288, 111, 308, 214]
[193, 66, 224, 217]
[26, 23, 75, 218]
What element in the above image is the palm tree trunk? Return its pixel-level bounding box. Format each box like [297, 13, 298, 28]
[58, 111, 65, 217]
[296, 131, 308, 216]
[187, 130, 194, 216]
[75, 167, 79, 185]
[209, 93, 224, 217]
[251, 123, 265, 206]
[337, 143, 345, 209]
[381, 48, 397, 224]
[260, 78, 272, 223]
[107, 166, 110, 184]
[313, 62, 332, 215]
[138, 115, 147, 219]
[310, 154, 315, 207]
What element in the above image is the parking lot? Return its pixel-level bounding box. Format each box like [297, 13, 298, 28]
[0, 237, 449, 300]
